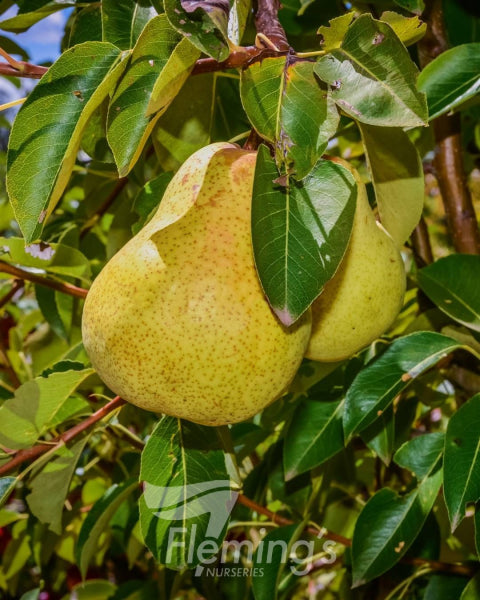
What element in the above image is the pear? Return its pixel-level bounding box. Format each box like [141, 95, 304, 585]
[306, 158, 406, 362]
[82, 143, 311, 426]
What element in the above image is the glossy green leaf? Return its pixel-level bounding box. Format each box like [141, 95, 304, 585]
[352, 433, 444, 587]
[164, 0, 230, 62]
[35, 286, 68, 341]
[252, 146, 357, 326]
[417, 44, 480, 120]
[443, 0, 480, 46]
[139, 417, 235, 569]
[379, 11, 426, 46]
[251, 524, 299, 600]
[0, 237, 91, 281]
[102, 0, 157, 49]
[343, 332, 461, 440]
[107, 15, 196, 176]
[26, 436, 89, 534]
[424, 575, 468, 600]
[461, 573, 480, 600]
[7, 42, 127, 242]
[0, 2, 75, 32]
[68, 5, 103, 47]
[132, 172, 174, 234]
[145, 38, 200, 117]
[314, 14, 428, 127]
[417, 255, 480, 333]
[444, 394, 480, 530]
[393, 0, 424, 14]
[361, 405, 394, 465]
[283, 399, 344, 480]
[359, 123, 424, 246]
[241, 58, 339, 178]
[77, 479, 138, 577]
[0, 368, 93, 450]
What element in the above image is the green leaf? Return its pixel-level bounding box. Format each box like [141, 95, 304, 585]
[424, 575, 468, 600]
[417, 255, 480, 333]
[26, 435, 89, 534]
[395, 431, 445, 479]
[461, 573, 480, 600]
[77, 479, 138, 577]
[444, 394, 480, 530]
[132, 172, 174, 234]
[145, 37, 200, 117]
[102, 0, 157, 49]
[228, 0, 251, 46]
[393, 0, 424, 14]
[35, 286, 69, 341]
[68, 5, 103, 47]
[361, 405, 394, 465]
[343, 332, 461, 440]
[251, 524, 299, 600]
[107, 15, 197, 177]
[0, 368, 93, 450]
[0, 477, 16, 509]
[241, 58, 339, 178]
[283, 399, 344, 480]
[359, 123, 424, 246]
[164, 0, 230, 62]
[314, 14, 428, 127]
[65, 580, 117, 600]
[351, 433, 444, 587]
[380, 11, 426, 47]
[251, 147, 357, 326]
[139, 417, 235, 569]
[0, 2, 75, 32]
[417, 44, 480, 120]
[7, 42, 127, 242]
[317, 13, 354, 52]
[0, 34, 29, 59]
[0, 237, 91, 281]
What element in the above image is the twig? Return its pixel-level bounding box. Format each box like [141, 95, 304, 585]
[0, 396, 126, 477]
[0, 261, 88, 299]
[0, 280, 23, 311]
[236, 493, 478, 578]
[410, 217, 434, 267]
[80, 177, 128, 239]
[0, 59, 47, 79]
[419, 0, 480, 254]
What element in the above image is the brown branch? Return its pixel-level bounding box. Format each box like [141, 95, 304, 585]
[0, 261, 88, 299]
[410, 217, 434, 267]
[0, 280, 23, 311]
[237, 493, 478, 578]
[254, 0, 290, 52]
[0, 396, 126, 477]
[0, 59, 47, 79]
[419, 0, 480, 254]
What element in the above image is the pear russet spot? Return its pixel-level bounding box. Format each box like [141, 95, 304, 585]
[306, 158, 406, 362]
[82, 143, 312, 426]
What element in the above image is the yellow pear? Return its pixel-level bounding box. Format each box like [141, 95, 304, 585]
[306, 158, 406, 362]
[82, 143, 311, 426]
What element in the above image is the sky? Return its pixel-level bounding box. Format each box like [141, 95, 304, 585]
[2, 5, 71, 63]
[0, 6, 71, 111]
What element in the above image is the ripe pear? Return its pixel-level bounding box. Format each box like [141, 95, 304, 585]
[82, 143, 311, 426]
[306, 158, 405, 362]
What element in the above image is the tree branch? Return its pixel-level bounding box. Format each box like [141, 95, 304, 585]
[0, 396, 126, 477]
[0, 261, 88, 299]
[237, 493, 478, 577]
[0, 59, 47, 79]
[254, 0, 290, 52]
[419, 0, 480, 254]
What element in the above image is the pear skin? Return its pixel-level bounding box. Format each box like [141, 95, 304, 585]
[82, 143, 311, 426]
[306, 159, 406, 362]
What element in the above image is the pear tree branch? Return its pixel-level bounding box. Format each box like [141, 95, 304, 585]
[0, 261, 88, 299]
[419, 0, 480, 254]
